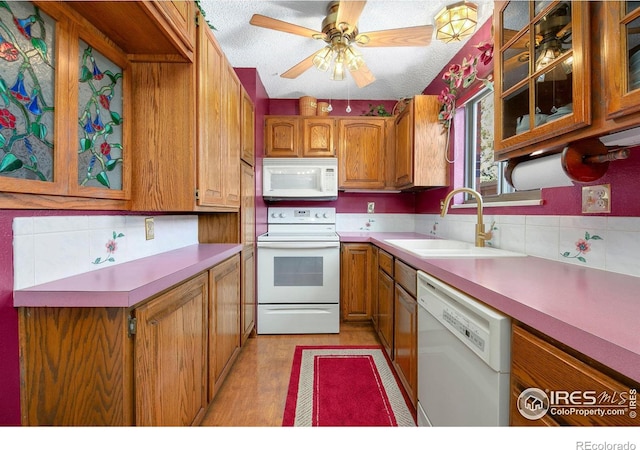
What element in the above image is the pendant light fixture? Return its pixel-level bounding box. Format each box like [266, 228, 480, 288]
[434, 1, 478, 43]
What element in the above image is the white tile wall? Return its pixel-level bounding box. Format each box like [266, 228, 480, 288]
[415, 214, 640, 278]
[13, 215, 199, 290]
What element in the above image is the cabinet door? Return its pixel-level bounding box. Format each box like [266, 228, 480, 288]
[241, 88, 255, 165]
[494, 1, 590, 159]
[603, 2, 640, 119]
[135, 272, 208, 426]
[394, 284, 417, 407]
[19, 307, 132, 425]
[196, 18, 224, 207]
[265, 117, 300, 157]
[209, 254, 241, 401]
[302, 118, 336, 157]
[222, 63, 241, 207]
[394, 107, 413, 187]
[340, 243, 374, 322]
[241, 162, 255, 246]
[377, 268, 395, 358]
[337, 119, 386, 189]
[510, 325, 638, 426]
[241, 245, 256, 345]
[154, 0, 196, 57]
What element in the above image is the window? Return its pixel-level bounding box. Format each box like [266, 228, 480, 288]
[463, 87, 541, 204]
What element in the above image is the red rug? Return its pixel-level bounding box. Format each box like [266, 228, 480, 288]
[282, 346, 416, 426]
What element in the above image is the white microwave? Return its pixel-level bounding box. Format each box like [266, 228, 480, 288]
[262, 157, 338, 201]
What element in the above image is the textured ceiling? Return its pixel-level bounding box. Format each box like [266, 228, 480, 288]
[198, 0, 494, 101]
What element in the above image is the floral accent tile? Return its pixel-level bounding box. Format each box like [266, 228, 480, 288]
[92, 231, 124, 265]
[561, 231, 603, 263]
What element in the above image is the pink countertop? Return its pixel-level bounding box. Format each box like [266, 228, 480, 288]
[340, 232, 640, 383]
[13, 244, 242, 308]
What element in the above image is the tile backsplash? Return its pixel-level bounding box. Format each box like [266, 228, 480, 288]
[13, 215, 199, 290]
[13, 212, 640, 291]
[338, 213, 640, 278]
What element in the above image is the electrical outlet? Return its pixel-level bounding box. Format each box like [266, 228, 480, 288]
[145, 217, 155, 240]
[582, 184, 611, 214]
[367, 202, 375, 214]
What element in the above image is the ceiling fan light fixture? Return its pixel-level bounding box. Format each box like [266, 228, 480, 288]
[345, 45, 364, 71]
[331, 52, 346, 81]
[434, 1, 478, 43]
[313, 46, 333, 72]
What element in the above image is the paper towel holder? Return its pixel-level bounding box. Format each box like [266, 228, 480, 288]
[505, 138, 630, 189]
[561, 138, 629, 182]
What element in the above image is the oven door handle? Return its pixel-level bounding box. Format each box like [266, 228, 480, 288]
[257, 241, 340, 249]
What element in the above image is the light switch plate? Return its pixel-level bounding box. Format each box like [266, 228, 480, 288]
[145, 217, 155, 240]
[582, 184, 611, 214]
[367, 202, 375, 214]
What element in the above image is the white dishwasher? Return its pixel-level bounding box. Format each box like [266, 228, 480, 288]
[417, 271, 511, 426]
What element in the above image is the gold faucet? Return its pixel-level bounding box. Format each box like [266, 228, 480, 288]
[440, 187, 493, 247]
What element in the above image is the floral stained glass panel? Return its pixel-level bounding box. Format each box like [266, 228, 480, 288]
[78, 39, 123, 190]
[0, 2, 55, 182]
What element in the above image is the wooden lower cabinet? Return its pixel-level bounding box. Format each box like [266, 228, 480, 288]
[511, 324, 639, 426]
[134, 272, 208, 426]
[18, 255, 242, 426]
[375, 249, 394, 358]
[208, 254, 241, 402]
[394, 283, 417, 408]
[241, 245, 256, 346]
[340, 243, 375, 322]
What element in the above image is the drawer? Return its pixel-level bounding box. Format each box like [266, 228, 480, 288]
[378, 249, 394, 276]
[394, 259, 416, 298]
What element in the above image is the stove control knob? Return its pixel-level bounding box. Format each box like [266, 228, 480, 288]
[315, 213, 321, 218]
[279, 213, 286, 218]
[323, 213, 329, 218]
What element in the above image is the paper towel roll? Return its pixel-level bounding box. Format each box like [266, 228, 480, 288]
[509, 153, 575, 190]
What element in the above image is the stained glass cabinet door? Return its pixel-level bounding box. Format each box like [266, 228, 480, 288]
[0, 1, 130, 201]
[0, 1, 63, 195]
[72, 37, 130, 199]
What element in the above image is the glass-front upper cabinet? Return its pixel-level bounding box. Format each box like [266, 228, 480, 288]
[494, 1, 590, 160]
[604, 1, 640, 118]
[0, 1, 130, 205]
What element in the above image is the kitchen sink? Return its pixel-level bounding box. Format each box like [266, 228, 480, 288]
[384, 239, 526, 258]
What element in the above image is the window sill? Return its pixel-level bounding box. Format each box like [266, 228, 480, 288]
[452, 199, 543, 209]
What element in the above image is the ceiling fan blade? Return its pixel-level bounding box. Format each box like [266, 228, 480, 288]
[250, 14, 325, 40]
[280, 50, 324, 79]
[336, 1, 367, 35]
[349, 62, 376, 88]
[356, 25, 433, 47]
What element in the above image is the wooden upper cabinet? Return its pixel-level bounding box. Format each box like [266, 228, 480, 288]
[494, 0, 591, 160]
[264, 116, 335, 157]
[64, 0, 196, 62]
[337, 118, 388, 189]
[196, 18, 224, 208]
[241, 89, 255, 166]
[265, 116, 300, 157]
[302, 118, 336, 157]
[603, 2, 640, 119]
[394, 95, 448, 189]
[0, 2, 131, 209]
[220, 63, 241, 208]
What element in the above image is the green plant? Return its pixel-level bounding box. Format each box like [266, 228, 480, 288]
[363, 104, 392, 117]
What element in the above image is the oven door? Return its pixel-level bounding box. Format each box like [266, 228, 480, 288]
[257, 241, 340, 304]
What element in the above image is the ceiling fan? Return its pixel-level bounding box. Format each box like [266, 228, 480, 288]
[249, 1, 433, 88]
